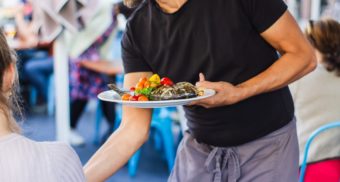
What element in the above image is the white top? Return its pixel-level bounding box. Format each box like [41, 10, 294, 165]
[0, 134, 85, 182]
[289, 65, 340, 164]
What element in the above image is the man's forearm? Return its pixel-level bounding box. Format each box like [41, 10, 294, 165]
[236, 51, 316, 101]
[84, 124, 148, 182]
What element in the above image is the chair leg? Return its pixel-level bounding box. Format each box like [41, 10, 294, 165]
[93, 102, 103, 145]
[152, 117, 175, 172]
[47, 75, 54, 116]
[153, 130, 162, 151]
[128, 149, 142, 177]
[30, 86, 38, 106]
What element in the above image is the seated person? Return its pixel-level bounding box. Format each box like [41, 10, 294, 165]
[0, 30, 84, 181]
[67, 1, 134, 146]
[15, 1, 53, 109]
[289, 18, 340, 182]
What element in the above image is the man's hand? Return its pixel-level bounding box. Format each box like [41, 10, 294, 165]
[190, 73, 245, 108]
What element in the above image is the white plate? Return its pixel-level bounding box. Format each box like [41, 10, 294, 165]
[98, 89, 216, 108]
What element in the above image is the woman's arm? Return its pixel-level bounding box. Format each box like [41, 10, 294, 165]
[15, 12, 38, 49]
[79, 60, 123, 75]
[84, 72, 153, 182]
[191, 11, 317, 108]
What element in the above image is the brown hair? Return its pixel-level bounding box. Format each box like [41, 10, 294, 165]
[305, 19, 340, 76]
[123, 0, 143, 8]
[0, 29, 22, 133]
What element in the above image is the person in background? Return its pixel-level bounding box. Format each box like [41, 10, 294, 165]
[84, 0, 316, 181]
[67, 1, 134, 146]
[290, 18, 340, 182]
[15, 1, 54, 111]
[0, 29, 85, 182]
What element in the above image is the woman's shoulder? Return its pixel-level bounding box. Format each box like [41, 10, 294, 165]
[39, 141, 82, 166]
[39, 141, 86, 181]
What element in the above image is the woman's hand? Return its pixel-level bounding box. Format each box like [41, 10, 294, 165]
[189, 73, 245, 108]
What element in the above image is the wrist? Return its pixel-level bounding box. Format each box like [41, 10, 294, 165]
[235, 83, 250, 102]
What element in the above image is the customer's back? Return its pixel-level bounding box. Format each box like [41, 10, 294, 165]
[0, 29, 85, 182]
[290, 18, 340, 164]
[290, 64, 340, 164]
[0, 134, 85, 182]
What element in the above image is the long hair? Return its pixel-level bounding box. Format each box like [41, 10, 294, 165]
[0, 29, 23, 132]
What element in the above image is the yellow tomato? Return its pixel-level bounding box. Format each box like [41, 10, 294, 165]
[149, 74, 161, 84]
[150, 82, 159, 88]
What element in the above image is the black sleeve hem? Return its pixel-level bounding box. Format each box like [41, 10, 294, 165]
[257, 5, 287, 33]
[123, 63, 153, 74]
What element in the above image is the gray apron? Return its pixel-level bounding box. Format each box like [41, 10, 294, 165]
[168, 118, 299, 182]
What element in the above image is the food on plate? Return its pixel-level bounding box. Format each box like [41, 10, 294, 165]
[108, 74, 204, 101]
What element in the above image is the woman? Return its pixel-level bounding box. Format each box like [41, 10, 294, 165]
[67, 1, 133, 146]
[0, 30, 85, 181]
[290, 18, 340, 181]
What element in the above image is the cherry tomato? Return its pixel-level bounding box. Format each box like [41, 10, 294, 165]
[138, 95, 149, 101]
[149, 74, 161, 84]
[129, 95, 139, 101]
[130, 87, 136, 91]
[150, 82, 159, 88]
[139, 77, 148, 85]
[160, 77, 174, 86]
[121, 93, 131, 101]
[135, 82, 144, 90]
[144, 81, 151, 88]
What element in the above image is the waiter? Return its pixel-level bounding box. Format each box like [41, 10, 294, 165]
[84, 0, 316, 181]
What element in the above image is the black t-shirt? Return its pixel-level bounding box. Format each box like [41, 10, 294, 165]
[122, 0, 294, 147]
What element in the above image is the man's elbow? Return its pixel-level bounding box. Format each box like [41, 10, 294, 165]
[303, 48, 317, 74]
[123, 121, 150, 146]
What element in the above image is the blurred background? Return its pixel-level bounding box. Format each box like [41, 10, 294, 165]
[0, 0, 339, 181]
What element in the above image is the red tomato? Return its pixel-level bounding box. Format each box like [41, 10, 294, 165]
[130, 87, 136, 91]
[138, 95, 149, 101]
[129, 95, 139, 101]
[161, 77, 174, 86]
[122, 94, 131, 101]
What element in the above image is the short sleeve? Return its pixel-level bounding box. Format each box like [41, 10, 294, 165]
[121, 23, 152, 73]
[241, 0, 288, 33]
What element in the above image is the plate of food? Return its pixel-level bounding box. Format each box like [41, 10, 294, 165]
[98, 74, 216, 108]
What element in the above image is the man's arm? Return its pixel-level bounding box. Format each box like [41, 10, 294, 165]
[192, 11, 317, 108]
[84, 72, 153, 182]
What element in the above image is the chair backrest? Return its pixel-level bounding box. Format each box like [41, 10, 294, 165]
[299, 121, 340, 182]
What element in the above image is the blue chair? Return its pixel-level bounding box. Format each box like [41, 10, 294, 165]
[93, 74, 124, 144]
[299, 121, 340, 182]
[47, 75, 54, 116]
[128, 107, 176, 177]
[29, 74, 54, 116]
